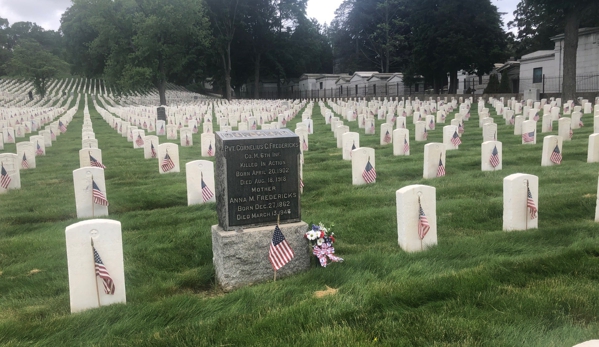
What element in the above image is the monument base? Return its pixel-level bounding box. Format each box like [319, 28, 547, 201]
[212, 221, 310, 292]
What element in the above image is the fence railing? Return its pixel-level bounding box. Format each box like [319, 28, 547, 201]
[234, 83, 427, 100]
[519, 74, 599, 94]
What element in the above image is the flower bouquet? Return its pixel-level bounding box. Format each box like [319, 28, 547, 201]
[305, 223, 343, 267]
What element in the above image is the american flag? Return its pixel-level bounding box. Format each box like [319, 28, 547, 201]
[579, 119, 584, 127]
[89, 153, 106, 169]
[465, 112, 470, 120]
[489, 145, 500, 168]
[159, 124, 165, 135]
[418, 204, 431, 240]
[350, 142, 356, 158]
[1, 164, 11, 189]
[549, 123, 552, 131]
[509, 116, 515, 125]
[21, 153, 29, 169]
[268, 225, 294, 271]
[400, 120, 405, 129]
[201, 175, 214, 202]
[135, 134, 144, 147]
[458, 123, 464, 134]
[193, 124, 198, 133]
[302, 138, 308, 151]
[150, 143, 157, 158]
[429, 119, 435, 130]
[207, 143, 214, 156]
[533, 112, 539, 121]
[423, 128, 428, 140]
[35, 142, 44, 156]
[522, 131, 535, 143]
[437, 158, 446, 177]
[300, 178, 304, 188]
[370, 121, 375, 134]
[451, 131, 462, 147]
[161, 153, 175, 172]
[7, 131, 13, 142]
[251, 121, 257, 130]
[50, 130, 56, 140]
[550, 144, 562, 164]
[59, 121, 67, 133]
[185, 135, 190, 147]
[92, 180, 109, 206]
[569, 127, 573, 139]
[383, 130, 392, 144]
[404, 136, 410, 154]
[362, 159, 376, 183]
[93, 245, 115, 295]
[527, 187, 537, 219]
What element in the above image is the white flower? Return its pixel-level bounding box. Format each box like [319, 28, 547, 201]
[307, 231, 318, 240]
[317, 238, 324, 245]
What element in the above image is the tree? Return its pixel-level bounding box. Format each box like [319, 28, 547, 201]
[204, 0, 241, 100]
[61, 0, 211, 105]
[409, 0, 507, 94]
[498, 71, 511, 93]
[509, 0, 599, 102]
[4, 39, 69, 98]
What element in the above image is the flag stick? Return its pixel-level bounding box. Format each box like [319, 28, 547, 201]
[418, 196, 423, 251]
[91, 238, 101, 307]
[274, 214, 280, 282]
[91, 175, 95, 218]
[525, 180, 529, 231]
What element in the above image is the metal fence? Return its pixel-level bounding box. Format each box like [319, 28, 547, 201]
[519, 74, 599, 94]
[235, 83, 425, 100]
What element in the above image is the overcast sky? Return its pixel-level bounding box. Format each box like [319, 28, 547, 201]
[0, 0, 519, 32]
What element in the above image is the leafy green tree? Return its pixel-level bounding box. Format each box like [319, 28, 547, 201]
[409, 0, 507, 94]
[508, 0, 599, 101]
[4, 39, 69, 97]
[498, 71, 511, 93]
[61, 0, 210, 105]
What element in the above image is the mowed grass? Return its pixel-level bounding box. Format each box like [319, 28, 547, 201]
[1, 95, 599, 346]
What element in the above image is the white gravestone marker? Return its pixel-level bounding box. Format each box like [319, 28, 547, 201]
[166, 125, 178, 140]
[132, 129, 146, 149]
[144, 136, 159, 159]
[295, 129, 309, 154]
[201, 133, 216, 157]
[79, 148, 106, 169]
[482, 123, 498, 142]
[180, 128, 193, 147]
[571, 111, 583, 129]
[16, 142, 36, 170]
[365, 118, 376, 135]
[186, 160, 216, 205]
[521, 120, 537, 145]
[351, 147, 376, 185]
[558, 117, 573, 141]
[336, 125, 350, 148]
[481, 141, 502, 171]
[503, 173, 538, 231]
[541, 135, 563, 166]
[514, 116, 524, 135]
[156, 120, 166, 136]
[423, 143, 446, 179]
[0, 153, 21, 192]
[30, 135, 46, 156]
[393, 129, 410, 156]
[415, 121, 428, 142]
[588, 134, 599, 163]
[396, 184, 437, 252]
[158, 143, 180, 174]
[342, 132, 360, 161]
[73, 167, 109, 218]
[443, 125, 461, 150]
[65, 219, 126, 313]
[380, 123, 393, 145]
[39, 130, 52, 147]
[82, 138, 98, 149]
[541, 114, 553, 133]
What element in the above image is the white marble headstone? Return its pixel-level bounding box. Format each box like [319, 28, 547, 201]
[65, 219, 126, 313]
[73, 167, 109, 218]
[393, 129, 410, 156]
[443, 125, 460, 150]
[186, 160, 216, 205]
[481, 141, 502, 171]
[503, 173, 538, 231]
[396, 184, 437, 253]
[588, 134, 599, 163]
[342, 132, 359, 161]
[201, 133, 216, 157]
[380, 123, 393, 145]
[541, 135, 562, 166]
[158, 143, 180, 174]
[558, 117, 572, 141]
[180, 128, 193, 147]
[351, 147, 376, 185]
[336, 125, 350, 148]
[521, 120, 537, 145]
[423, 143, 446, 179]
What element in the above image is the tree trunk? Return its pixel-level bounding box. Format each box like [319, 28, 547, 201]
[223, 42, 232, 101]
[562, 9, 580, 103]
[158, 80, 167, 105]
[449, 70, 458, 94]
[254, 53, 261, 99]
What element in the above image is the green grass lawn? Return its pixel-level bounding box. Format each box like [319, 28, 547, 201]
[1, 95, 599, 346]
